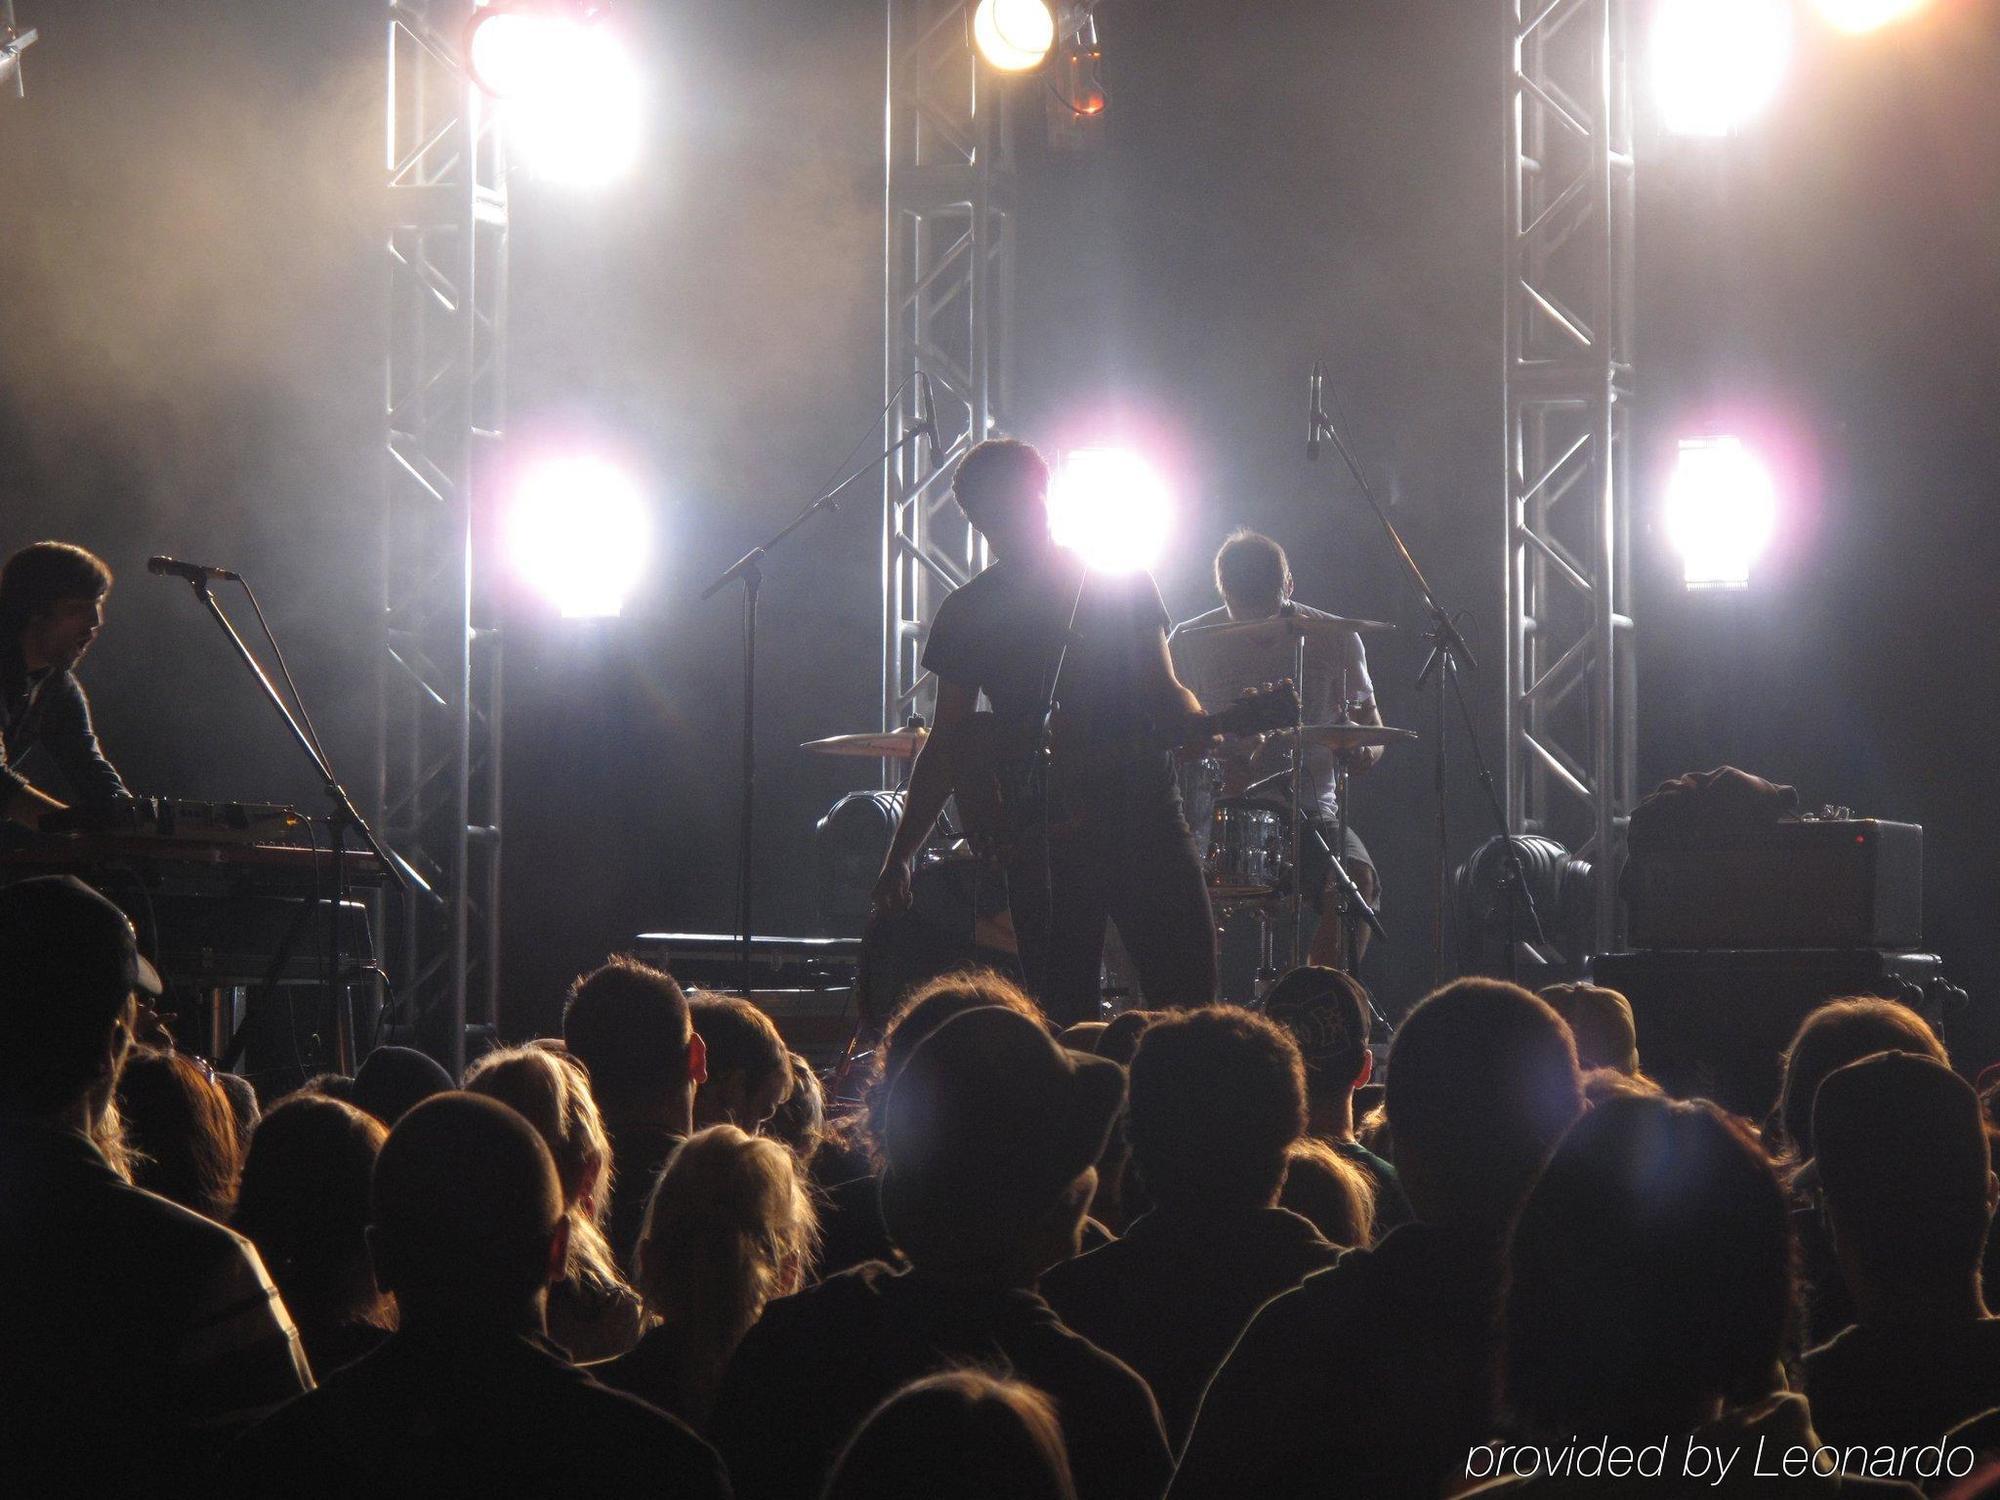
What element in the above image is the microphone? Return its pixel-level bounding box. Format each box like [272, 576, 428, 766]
[148, 555, 240, 584]
[1307, 362, 1324, 461]
[913, 371, 941, 470]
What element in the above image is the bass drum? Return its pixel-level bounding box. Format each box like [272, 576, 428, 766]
[814, 789, 907, 932]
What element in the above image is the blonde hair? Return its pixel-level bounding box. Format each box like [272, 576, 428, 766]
[1279, 1137, 1377, 1249]
[635, 1124, 819, 1413]
[465, 1045, 628, 1304]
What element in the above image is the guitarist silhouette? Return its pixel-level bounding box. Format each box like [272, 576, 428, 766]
[873, 438, 1231, 1025]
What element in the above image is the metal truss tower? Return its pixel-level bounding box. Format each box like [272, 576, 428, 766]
[882, 0, 1017, 743]
[1504, 0, 1636, 955]
[382, 0, 506, 1076]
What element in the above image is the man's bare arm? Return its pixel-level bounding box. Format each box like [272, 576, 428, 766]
[872, 678, 978, 916]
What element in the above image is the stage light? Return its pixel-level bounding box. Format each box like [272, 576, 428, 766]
[1812, 0, 1931, 33]
[1663, 435, 1777, 590]
[1047, 447, 1172, 575]
[467, 4, 644, 188]
[506, 454, 651, 617]
[1652, 0, 1792, 137]
[972, 0, 1056, 73]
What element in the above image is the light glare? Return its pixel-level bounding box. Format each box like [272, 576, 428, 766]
[1048, 448, 1172, 575]
[507, 455, 651, 617]
[471, 11, 645, 187]
[1812, 0, 1931, 32]
[1652, 0, 1792, 137]
[1664, 435, 1776, 591]
[972, 0, 1056, 73]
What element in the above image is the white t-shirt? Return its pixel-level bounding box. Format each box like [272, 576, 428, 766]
[1169, 602, 1376, 821]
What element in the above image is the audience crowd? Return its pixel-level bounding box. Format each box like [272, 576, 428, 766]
[9, 870, 2000, 1498]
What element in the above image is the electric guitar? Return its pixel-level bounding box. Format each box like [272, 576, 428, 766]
[950, 680, 1299, 859]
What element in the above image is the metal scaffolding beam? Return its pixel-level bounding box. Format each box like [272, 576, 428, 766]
[381, 0, 506, 1076]
[1504, 0, 1636, 956]
[883, 0, 1017, 745]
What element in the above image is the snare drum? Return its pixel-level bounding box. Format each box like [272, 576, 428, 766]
[1205, 797, 1289, 902]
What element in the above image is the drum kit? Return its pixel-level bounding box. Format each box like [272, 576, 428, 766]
[801, 609, 1420, 1006]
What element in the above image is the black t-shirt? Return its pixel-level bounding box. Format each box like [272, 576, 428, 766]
[710, 1260, 1172, 1500]
[922, 555, 1178, 817]
[1804, 1316, 2000, 1450]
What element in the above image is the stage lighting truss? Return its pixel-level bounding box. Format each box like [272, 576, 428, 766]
[2, 2, 37, 99]
[1504, 0, 1637, 956]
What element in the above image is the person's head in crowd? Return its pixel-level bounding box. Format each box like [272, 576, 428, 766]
[368, 1091, 567, 1329]
[1386, 978, 1584, 1234]
[295, 1071, 357, 1106]
[1096, 1008, 1158, 1067]
[632, 1124, 818, 1415]
[465, 1045, 629, 1307]
[351, 1044, 455, 1127]
[232, 1094, 394, 1348]
[562, 954, 708, 1131]
[823, 1371, 1079, 1500]
[764, 1053, 825, 1166]
[214, 1069, 261, 1144]
[1, 540, 113, 671]
[951, 438, 1053, 562]
[1059, 1021, 1108, 1053]
[1814, 1050, 1996, 1321]
[1580, 1064, 1666, 1108]
[1213, 529, 1291, 619]
[1504, 1095, 1792, 1439]
[690, 994, 793, 1132]
[1124, 1005, 1306, 1215]
[1537, 982, 1642, 1076]
[116, 1047, 242, 1221]
[863, 968, 1048, 1156]
[880, 1006, 1123, 1282]
[1279, 1136, 1376, 1249]
[1779, 997, 1947, 1162]
[1262, 966, 1374, 1137]
[0, 875, 160, 1137]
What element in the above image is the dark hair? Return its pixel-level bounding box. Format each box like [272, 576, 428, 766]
[766, 1053, 825, 1165]
[863, 968, 1047, 1151]
[1386, 978, 1583, 1231]
[562, 954, 694, 1118]
[1814, 1050, 1992, 1291]
[233, 1095, 391, 1340]
[1213, 529, 1287, 604]
[116, 1048, 243, 1221]
[292, 1071, 357, 1106]
[0, 541, 112, 632]
[1778, 997, 1946, 1161]
[1096, 1008, 1158, 1067]
[951, 438, 1050, 517]
[1126, 1006, 1306, 1211]
[1262, 966, 1372, 1087]
[371, 1092, 563, 1311]
[1279, 1137, 1375, 1248]
[1504, 1096, 1794, 1437]
[691, 994, 791, 1095]
[824, 1370, 1078, 1500]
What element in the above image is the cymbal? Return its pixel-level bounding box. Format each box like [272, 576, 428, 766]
[801, 728, 929, 761]
[1281, 723, 1421, 750]
[1176, 611, 1395, 645]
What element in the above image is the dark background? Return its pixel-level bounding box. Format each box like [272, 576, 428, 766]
[3, 2, 1994, 1057]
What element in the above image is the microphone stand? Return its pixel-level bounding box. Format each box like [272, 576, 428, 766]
[1308, 374, 1550, 984]
[701, 424, 934, 1002]
[171, 573, 410, 1073]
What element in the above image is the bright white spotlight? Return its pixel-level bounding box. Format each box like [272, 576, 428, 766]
[469, 7, 645, 187]
[1653, 0, 1792, 137]
[1664, 435, 1777, 591]
[1047, 448, 1172, 575]
[972, 0, 1056, 73]
[506, 454, 651, 617]
[1813, 0, 1931, 33]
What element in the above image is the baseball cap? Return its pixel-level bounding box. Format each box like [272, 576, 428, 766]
[1262, 966, 1372, 1082]
[0, 874, 163, 1009]
[881, 1005, 1125, 1228]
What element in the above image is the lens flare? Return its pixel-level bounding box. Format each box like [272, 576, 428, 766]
[1047, 448, 1173, 575]
[506, 454, 651, 617]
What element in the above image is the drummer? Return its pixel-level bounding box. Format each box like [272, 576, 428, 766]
[1169, 529, 1384, 965]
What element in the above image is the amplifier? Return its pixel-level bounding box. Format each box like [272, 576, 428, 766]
[1592, 947, 1949, 1119]
[1624, 819, 1922, 950]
